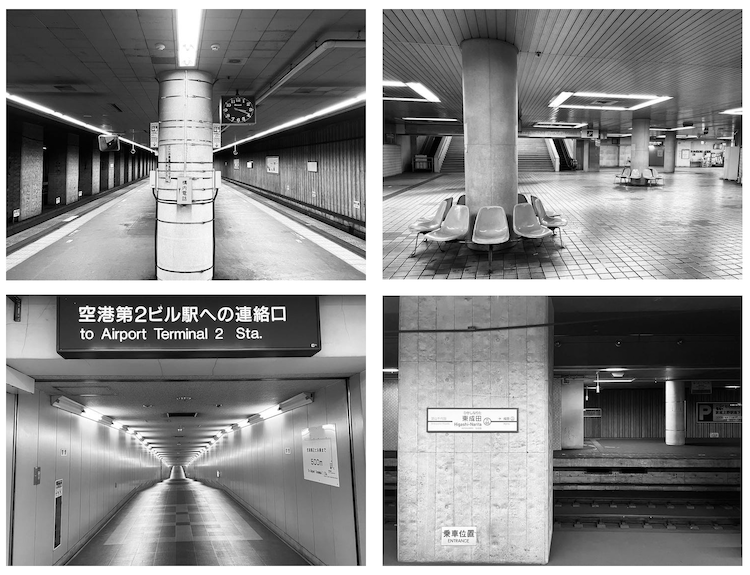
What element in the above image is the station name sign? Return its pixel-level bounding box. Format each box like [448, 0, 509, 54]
[57, 296, 320, 359]
[427, 408, 518, 433]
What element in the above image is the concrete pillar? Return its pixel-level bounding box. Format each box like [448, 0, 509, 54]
[78, 136, 93, 196]
[20, 123, 44, 219]
[665, 380, 685, 446]
[107, 152, 115, 190]
[398, 296, 553, 564]
[588, 140, 600, 171]
[560, 378, 584, 449]
[631, 115, 651, 176]
[91, 147, 100, 194]
[663, 131, 677, 173]
[462, 39, 518, 223]
[47, 132, 79, 206]
[155, 69, 215, 280]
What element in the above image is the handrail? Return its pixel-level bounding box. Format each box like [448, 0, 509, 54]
[545, 138, 560, 172]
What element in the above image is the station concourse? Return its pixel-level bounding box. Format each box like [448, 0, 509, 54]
[382, 10, 742, 279]
[6, 295, 366, 566]
[382, 296, 741, 565]
[6, 9, 365, 280]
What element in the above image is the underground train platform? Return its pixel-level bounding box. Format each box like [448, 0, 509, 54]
[7, 9, 365, 281]
[382, 10, 742, 280]
[382, 296, 741, 565]
[6, 295, 366, 566]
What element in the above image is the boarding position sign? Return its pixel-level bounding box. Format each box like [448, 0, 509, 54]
[57, 296, 320, 358]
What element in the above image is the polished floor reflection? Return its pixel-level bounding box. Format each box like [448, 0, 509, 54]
[383, 168, 742, 280]
[69, 466, 308, 566]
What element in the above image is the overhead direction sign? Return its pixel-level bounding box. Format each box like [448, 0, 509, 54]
[57, 296, 321, 358]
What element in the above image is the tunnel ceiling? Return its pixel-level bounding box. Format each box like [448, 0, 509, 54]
[6, 9, 365, 148]
[383, 10, 742, 138]
[11, 351, 364, 466]
[383, 296, 741, 388]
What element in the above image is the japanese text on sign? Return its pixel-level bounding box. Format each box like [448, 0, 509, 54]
[696, 402, 741, 423]
[427, 408, 518, 433]
[302, 425, 339, 487]
[57, 296, 320, 358]
[441, 526, 477, 546]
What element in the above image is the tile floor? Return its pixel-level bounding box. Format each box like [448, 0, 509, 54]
[383, 168, 742, 280]
[68, 471, 308, 566]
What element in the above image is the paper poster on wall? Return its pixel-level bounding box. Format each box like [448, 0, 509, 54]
[233, 158, 240, 170]
[266, 156, 279, 174]
[302, 424, 339, 487]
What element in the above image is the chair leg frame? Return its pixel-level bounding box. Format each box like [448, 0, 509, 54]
[410, 233, 427, 257]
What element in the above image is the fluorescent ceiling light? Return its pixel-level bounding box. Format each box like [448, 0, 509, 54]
[649, 126, 695, 131]
[383, 80, 406, 87]
[676, 134, 698, 139]
[534, 122, 588, 129]
[6, 93, 156, 154]
[81, 408, 103, 421]
[720, 108, 742, 115]
[595, 378, 636, 383]
[177, 9, 202, 68]
[279, 392, 313, 412]
[383, 368, 399, 373]
[403, 117, 458, 122]
[718, 137, 733, 140]
[215, 92, 365, 153]
[259, 405, 282, 419]
[548, 91, 672, 111]
[383, 81, 441, 103]
[549, 92, 574, 107]
[607, 133, 631, 138]
[51, 396, 84, 416]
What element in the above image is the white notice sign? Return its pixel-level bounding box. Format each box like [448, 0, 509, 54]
[150, 122, 159, 148]
[302, 424, 339, 487]
[212, 124, 222, 149]
[441, 526, 477, 546]
[427, 408, 518, 433]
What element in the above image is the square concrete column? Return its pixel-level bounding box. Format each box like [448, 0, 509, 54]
[107, 152, 115, 189]
[78, 136, 93, 196]
[19, 123, 44, 219]
[631, 115, 651, 175]
[560, 377, 584, 449]
[398, 296, 553, 564]
[47, 132, 79, 206]
[90, 146, 101, 195]
[663, 131, 677, 173]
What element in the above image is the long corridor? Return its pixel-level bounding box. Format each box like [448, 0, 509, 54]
[69, 466, 308, 566]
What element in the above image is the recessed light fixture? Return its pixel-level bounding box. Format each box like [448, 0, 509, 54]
[155, 43, 166, 51]
[176, 9, 202, 67]
[649, 126, 694, 131]
[383, 368, 399, 373]
[383, 81, 441, 103]
[549, 91, 672, 111]
[402, 117, 458, 122]
[720, 108, 742, 115]
[176, 396, 192, 401]
[676, 134, 698, 139]
[607, 133, 632, 138]
[534, 122, 588, 129]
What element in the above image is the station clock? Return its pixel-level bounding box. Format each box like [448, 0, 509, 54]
[221, 95, 256, 125]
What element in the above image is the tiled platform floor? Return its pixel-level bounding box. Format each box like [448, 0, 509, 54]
[68, 468, 308, 566]
[383, 168, 742, 279]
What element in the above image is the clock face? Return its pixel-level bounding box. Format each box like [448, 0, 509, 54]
[221, 96, 255, 124]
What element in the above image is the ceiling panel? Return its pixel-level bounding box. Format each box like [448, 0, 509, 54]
[7, 9, 365, 147]
[384, 9, 741, 136]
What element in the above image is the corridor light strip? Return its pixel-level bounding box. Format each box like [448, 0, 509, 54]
[6, 93, 156, 154]
[383, 81, 441, 103]
[214, 92, 365, 153]
[720, 108, 742, 115]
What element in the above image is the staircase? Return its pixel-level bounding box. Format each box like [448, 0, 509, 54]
[518, 138, 555, 172]
[440, 136, 465, 173]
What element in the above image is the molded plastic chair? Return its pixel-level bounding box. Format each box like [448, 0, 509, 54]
[471, 206, 510, 273]
[513, 203, 553, 253]
[614, 167, 631, 183]
[531, 196, 567, 247]
[517, 193, 529, 204]
[642, 168, 664, 185]
[408, 197, 453, 256]
[424, 205, 470, 248]
[456, 194, 466, 205]
[629, 168, 641, 183]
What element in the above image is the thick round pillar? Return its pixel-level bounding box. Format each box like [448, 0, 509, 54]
[561, 378, 584, 449]
[156, 70, 215, 280]
[631, 117, 651, 175]
[461, 39, 518, 222]
[665, 380, 685, 446]
[663, 131, 676, 173]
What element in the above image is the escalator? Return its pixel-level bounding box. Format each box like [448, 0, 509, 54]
[554, 139, 578, 171]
